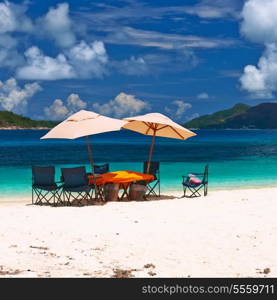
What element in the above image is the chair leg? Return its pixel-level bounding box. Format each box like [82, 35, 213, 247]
[63, 190, 92, 206]
[190, 186, 202, 197]
[204, 184, 208, 196]
[99, 186, 105, 201]
[118, 184, 129, 201]
[87, 191, 92, 203]
[65, 191, 71, 206]
[32, 188, 59, 205]
[95, 185, 104, 201]
[53, 190, 57, 206]
[56, 189, 63, 206]
[182, 186, 187, 198]
[65, 191, 70, 206]
[147, 180, 159, 197]
[61, 190, 65, 205]
[158, 180, 160, 197]
[55, 188, 62, 206]
[33, 189, 42, 205]
[190, 188, 201, 197]
[182, 185, 202, 198]
[88, 188, 94, 202]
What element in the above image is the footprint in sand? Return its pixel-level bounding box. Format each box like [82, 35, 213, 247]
[30, 245, 49, 251]
[256, 267, 271, 275]
[144, 263, 155, 269]
[148, 271, 156, 276]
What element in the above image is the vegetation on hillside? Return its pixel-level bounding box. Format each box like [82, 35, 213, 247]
[184, 103, 251, 129]
[184, 103, 277, 129]
[224, 103, 277, 129]
[0, 111, 57, 128]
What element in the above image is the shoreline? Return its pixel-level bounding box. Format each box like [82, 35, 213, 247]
[0, 186, 277, 207]
[0, 185, 277, 203]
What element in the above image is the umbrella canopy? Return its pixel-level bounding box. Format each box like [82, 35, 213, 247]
[123, 113, 196, 172]
[41, 110, 125, 139]
[41, 110, 126, 173]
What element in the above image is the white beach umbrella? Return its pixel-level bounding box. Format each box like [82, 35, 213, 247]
[123, 113, 196, 173]
[41, 110, 126, 173]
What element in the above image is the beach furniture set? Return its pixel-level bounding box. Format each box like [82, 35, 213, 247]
[32, 162, 208, 205]
[31, 162, 161, 206]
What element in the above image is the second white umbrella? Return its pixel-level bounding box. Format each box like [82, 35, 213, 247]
[123, 113, 196, 173]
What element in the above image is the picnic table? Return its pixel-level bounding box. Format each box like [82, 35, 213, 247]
[88, 170, 154, 201]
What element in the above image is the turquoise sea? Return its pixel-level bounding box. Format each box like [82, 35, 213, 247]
[0, 129, 277, 198]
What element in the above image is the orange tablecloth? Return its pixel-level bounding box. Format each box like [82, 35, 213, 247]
[88, 170, 154, 186]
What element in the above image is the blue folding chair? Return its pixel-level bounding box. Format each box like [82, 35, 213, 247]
[143, 161, 160, 197]
[93, 163, 109, 175]
[182, 165, 208, 198]
[61, 166, 94, 205]
[32, 166, 61, 205]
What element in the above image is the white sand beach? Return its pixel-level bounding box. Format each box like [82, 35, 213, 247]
[0, 187, 276, 278]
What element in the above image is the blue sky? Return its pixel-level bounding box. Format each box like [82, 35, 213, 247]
[0, 0, 276, 121]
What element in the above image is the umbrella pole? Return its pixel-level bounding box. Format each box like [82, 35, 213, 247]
[86, 135, 100, 200]
[147, 129, 156, 173]
[86, 135, 95, 175]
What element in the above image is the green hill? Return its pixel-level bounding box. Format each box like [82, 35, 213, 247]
[0, 111, 57, 128]
[184, 103, 251, 129]
[223, 103, 277, 129]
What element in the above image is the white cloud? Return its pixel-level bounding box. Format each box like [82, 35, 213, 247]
[0, 1, 32, 34]
[92, 92, 149, 118]
[184, 0, 240, 19]
[67, 40, 108, 78]
[17, 41, 108, 80]
[78, 0, 240, 30]
[0, 77, 41, 113]
[0, 34, 23, 68]
[44, 93, 87, 120]
[240, 44, 277, 98]
[133, 51, 198, 74]
[39, 2, 75, 48]
[0, 2, 108, 80]
[0, 2, 109, 80]
[0, 1, 16, 33]
[44, 99, 69, 121]
[0, 33, 16, 48]
[239, 0, 277, 98]
[240, 0, 277, 44]
[16, 46, 75, 80]
[113, 49, 198, 76]
[67, 93, 87, 110]
[0, 1, 31, 69]
[165, 100, 192, 120]
[0, 47, 22, 68]
[185, 7, 226, 18]
[11, 0, 108, 81]
[105, 26, 236, 50]
[115, 56, 148, 76]
[197, 92, 209, 99]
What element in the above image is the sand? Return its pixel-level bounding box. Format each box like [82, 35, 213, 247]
[0, 187, 276, 278]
